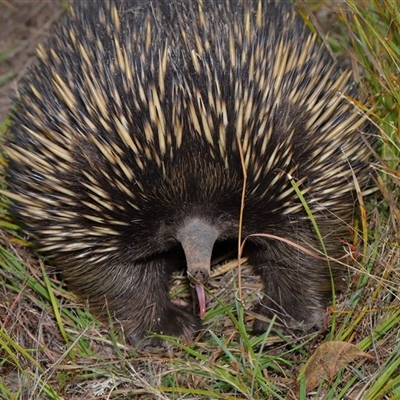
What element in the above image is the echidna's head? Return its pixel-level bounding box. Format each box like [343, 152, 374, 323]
[101, 156, 244, 317]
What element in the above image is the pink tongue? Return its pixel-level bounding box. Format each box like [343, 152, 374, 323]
[195, 284, 206, 319]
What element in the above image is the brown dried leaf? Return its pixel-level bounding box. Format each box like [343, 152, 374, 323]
[298, 341, 373, 392]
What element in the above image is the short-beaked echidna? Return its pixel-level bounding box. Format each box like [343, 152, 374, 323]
[5, 0, 374, 345]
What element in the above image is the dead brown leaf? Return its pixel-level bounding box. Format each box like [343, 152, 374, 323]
[298, 341, 374, 393]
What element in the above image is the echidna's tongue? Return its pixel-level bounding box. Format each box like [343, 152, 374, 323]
[195, 283, 206, 319]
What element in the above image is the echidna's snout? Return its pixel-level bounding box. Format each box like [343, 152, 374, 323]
[176, 218, 219, 318]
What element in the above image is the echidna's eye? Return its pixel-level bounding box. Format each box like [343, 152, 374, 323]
[164, 218, 176, 226]
[215, 212, 230, 222]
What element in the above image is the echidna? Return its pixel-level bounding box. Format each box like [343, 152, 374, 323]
[5, 0, 373, 346]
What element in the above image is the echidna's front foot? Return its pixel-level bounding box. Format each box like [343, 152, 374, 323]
[84, 259, 202, 347]
[249, 248, 331, 334]
[125, 304, 201, 348]
[252, 295, 326, 334]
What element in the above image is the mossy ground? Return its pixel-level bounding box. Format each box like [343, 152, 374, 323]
[0, 1, 399, 399]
